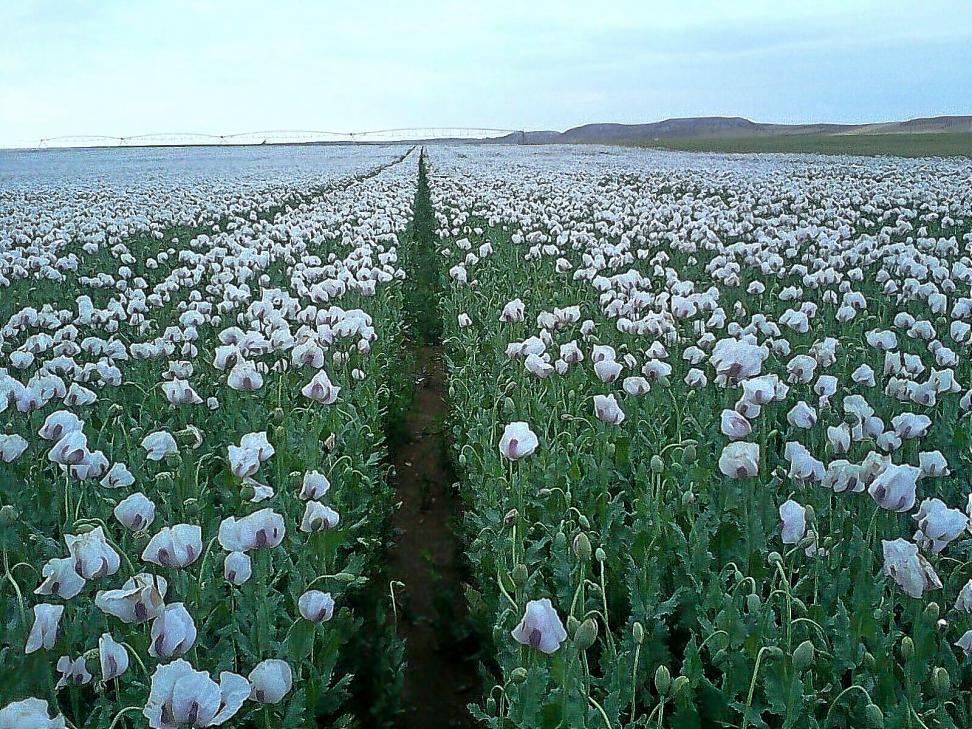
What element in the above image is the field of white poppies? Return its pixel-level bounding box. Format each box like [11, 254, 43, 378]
[3, 143, 972, 728]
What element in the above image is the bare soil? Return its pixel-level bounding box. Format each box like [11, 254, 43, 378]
[386, 345, 480, 728]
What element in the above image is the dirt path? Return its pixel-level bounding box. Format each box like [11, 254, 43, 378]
[384, 150, 480, 728]
[386, 345, 479, 728]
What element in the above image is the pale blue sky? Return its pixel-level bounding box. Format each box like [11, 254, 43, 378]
[1, 0, 970, 147]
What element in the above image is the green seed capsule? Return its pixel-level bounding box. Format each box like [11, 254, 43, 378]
[650, 455, 665, 473]
[864, 703, 884, 728]
[654, 665, 671, 696]
[792, 640, 815, 672]
[574, 618, 598, 651]
[572, 533, 592, 562]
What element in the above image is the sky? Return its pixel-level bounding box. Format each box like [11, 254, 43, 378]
[1, 0, 971, 147]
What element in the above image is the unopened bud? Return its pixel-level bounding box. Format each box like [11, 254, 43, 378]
[681, 444, 697, 465]
[572, 533, 592, 562]
[567, 615, 580, 635]
[504, 508, 518, 526]
[681, 490, 695, 507]
[574, 618, 598, 651]
[633, 622, 645, 644]
[672, 675, 690, 698]
[767, 551, 783, 566]
[865, 703, 884, 728]
[0, 505, 19, 525]
[933, 666, 950, 696]
[578, 514, 591, 530]
[746, 593, 761, 613]
[792, 640, 814, 672]
[510, 667, 528, 684]
[923, 602, 940, 623]
[553, 531, 567, 551]
[595, 547, 606, 562]
[511, 564, 528, 588]
[900, 636, 914, 661]
[650, 455, 664, 474]
[654, 665, 671, 696]
[272, 407, 285, 424]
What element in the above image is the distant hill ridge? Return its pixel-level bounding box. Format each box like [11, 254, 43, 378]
[488, 115, 972, 144]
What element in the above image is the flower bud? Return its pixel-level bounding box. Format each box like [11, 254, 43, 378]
[486, 697, 497, 714]
[578, 515, 590, 530]
[767, 551, 783, 566]
[574, 618, 598, 651]
[0, 505, 19, 525]
[510, 667, 528, 684]
[504, 508, 518, 526]
[272, 407, 285, 424]
[792, 640, 814, 672]
[804, 504, 815, 523]
[865, 703, 884, 728]
[932, 666, 950, 696]
[595, 547, 606, 562]
[681, 490, 695, 507]
[672, 675, 690, 698]
[681, 444, 697, 466]
[923, 602, 940, 623]
[900, 636, 914, 661]
[654, 665, 671, 696]
[512, 564, 528, 588]
[164, 452, 182, 468]
[746, 593, 761, 613]
[567, 615, 580, 635]
[572, 533, 592, 562]
[633, 621, 645, 644]
[650, 455, 664, 474]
